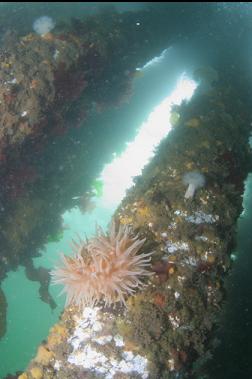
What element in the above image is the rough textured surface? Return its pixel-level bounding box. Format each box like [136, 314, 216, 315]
[1, 4, 251, 379]
[19, 64, 252, 378]
[0, 4, 214, 342]
[0, 5, 200, 275]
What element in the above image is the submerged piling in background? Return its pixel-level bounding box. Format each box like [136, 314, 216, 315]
[19, 64, 252, 378]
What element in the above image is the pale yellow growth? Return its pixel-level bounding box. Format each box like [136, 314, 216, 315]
[47, 324, 68, 348]
[18, 374, 28, 379]
[34, 345, 54, 365]
[185, 118, 201, 128]
[30, 366, 43, 379]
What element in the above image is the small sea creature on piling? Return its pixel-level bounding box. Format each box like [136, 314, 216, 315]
[182, 171, 206, 199]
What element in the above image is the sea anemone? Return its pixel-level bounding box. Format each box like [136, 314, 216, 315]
[33, 16, 55, 36]
[51, 222, 153, 307]
[182, 171, 206, 199]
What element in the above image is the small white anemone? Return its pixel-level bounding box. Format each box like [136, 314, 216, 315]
[33, 16, 55, 36]
[182, 171, 206, 199]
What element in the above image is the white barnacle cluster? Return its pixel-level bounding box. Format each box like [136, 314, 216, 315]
[58, 306, 150, 379]
[185, 211, 219, 224]
[174, 209, 219, 225]
[164, 241, 189, 254]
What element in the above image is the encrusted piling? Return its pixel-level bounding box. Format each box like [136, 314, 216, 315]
[19, 65, 252, 378]
[0, 5, 213, 340]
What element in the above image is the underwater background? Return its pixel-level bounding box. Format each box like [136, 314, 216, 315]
[0, 2, 252, 379]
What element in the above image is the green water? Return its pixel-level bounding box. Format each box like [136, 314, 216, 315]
[1, 268, 62, 375]
[0, 204, 114, 377]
